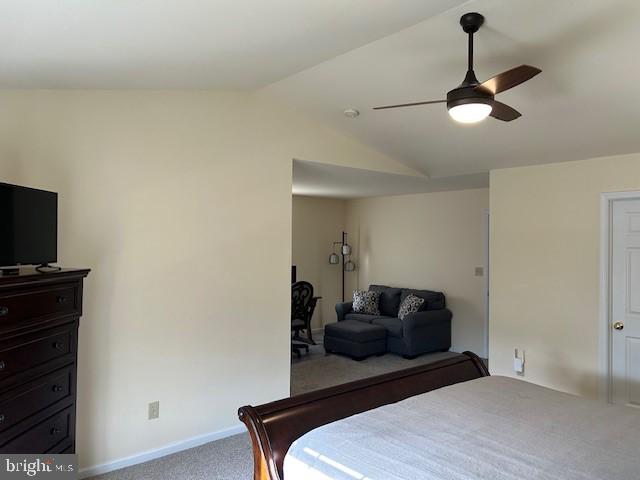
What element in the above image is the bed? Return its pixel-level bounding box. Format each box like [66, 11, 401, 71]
[237, 352, 640, 480]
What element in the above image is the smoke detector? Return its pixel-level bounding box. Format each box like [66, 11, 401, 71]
[343, 108, 360, 119]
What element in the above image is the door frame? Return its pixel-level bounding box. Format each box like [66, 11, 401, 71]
[483, 209, 490, 359]
[599, 190, 640, 402]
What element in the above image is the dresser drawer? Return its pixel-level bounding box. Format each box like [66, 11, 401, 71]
[0, 283, 80, 333]
[0, 405, 73, 453]
[58, 444, 74, 454]
[0, 326, 76, 384]
[0, 365, 74, 434]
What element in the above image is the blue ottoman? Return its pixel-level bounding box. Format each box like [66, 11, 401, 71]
[324, 320, 387, 360]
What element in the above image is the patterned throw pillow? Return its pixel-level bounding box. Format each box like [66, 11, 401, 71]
[398, 294, 425, 320]
[352, 290, 381, 315]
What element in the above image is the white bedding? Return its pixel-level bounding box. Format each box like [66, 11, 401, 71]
[283, 376, 640, 480]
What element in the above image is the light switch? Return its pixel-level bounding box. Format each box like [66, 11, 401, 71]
[475, 267, 484, 276]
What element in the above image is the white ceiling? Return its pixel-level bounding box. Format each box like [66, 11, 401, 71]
[2, 0, 639, 196]
[293, 160, 488, 199]
[0, 0, 465, 88]
[266, 0, 640, 178]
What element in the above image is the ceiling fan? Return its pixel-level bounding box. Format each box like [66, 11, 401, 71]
[373, 12, 541, 123]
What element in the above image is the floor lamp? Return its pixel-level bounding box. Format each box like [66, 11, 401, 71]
[329, 231, 356, 301]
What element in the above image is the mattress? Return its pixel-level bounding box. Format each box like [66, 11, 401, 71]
[283, 376, 640, 479]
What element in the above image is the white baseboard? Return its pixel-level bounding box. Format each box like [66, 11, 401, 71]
[79, 424, 246, 478]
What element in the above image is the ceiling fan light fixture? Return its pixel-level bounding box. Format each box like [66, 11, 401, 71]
[448, 102, 492, 123]
[373, 12, 540, 123]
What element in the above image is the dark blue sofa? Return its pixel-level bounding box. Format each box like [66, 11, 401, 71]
[333, 284, 452, 358]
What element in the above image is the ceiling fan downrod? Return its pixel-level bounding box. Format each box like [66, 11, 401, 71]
[460, 12, 484, 86]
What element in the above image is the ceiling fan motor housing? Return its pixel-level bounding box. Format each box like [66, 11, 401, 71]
[460, 12, 485, 33]
[446, 72, 493, 110]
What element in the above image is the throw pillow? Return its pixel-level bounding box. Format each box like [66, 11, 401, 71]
[398, 294, 425, 320]
[352, 290, 381, 315]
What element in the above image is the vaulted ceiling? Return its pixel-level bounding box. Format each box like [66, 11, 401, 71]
[0, 0, 465, 88]
[2, 0, 639, 187]
[266, 0, 640, 178]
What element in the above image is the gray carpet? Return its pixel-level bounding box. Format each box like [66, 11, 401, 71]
[88, 433, 253, 480]
[290, 336, 458, 396]
[89, 337, 457, 479]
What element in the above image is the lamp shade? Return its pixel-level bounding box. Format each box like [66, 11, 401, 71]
[344, 260, 355, 272]
[342, 244, 352, 255]
[329, 253, 340, 264]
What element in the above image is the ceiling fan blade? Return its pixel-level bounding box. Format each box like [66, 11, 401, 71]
[490, 101, 521, 121]
[373, 99, 446, 110]
[476, 65, 541, 95]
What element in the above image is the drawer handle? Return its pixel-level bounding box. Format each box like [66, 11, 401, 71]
[0, 414, 5, 424]
[0, 361, 5, 370]
[0, 306, 8, 316]
[52, 341, 64, 351]
[50, 427, 62, 436]
[52, 384, 64, 393]
[57, 296, 67, 305]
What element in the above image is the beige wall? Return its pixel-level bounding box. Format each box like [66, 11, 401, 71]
[292, 195, 346, 328]
[0, 90, 413, 471]
[345, 189, 489, 355]
[490, 153, 640, 398]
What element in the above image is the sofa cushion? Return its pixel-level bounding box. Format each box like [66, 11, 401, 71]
[325, 320, 386, 342]
[369, 285, 402, 317]
[352, 290, 381, 315]
[397, 294, 425, 320]
[344, 313, 379, 323]
[400, 289, 446, 311]
[371, 317, 403, 338]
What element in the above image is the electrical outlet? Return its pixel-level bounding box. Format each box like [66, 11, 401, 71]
[475, 267, 484, 277]
[148, 401, 160, 420]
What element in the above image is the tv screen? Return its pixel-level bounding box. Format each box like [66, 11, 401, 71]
[0, 183, 57, 267]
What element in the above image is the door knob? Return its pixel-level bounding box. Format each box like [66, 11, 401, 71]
[613, 321, 624, 331]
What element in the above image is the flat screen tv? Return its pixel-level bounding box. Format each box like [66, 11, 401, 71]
[0, 183, 57, 268]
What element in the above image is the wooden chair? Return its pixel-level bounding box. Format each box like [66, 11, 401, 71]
[291, 281, 320, 357]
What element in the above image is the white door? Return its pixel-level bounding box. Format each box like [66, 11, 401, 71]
[611, 199, 640, 406]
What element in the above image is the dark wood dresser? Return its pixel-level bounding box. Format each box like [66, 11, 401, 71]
[0, 268, 90, 453]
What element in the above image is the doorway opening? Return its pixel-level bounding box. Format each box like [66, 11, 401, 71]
[289, 160, 490, 397]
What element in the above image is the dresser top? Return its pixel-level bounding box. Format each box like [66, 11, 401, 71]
[0, 267, 90, 286]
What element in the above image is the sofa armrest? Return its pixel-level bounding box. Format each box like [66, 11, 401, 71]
[402, 308, 452, 332]
[401, 308, 452, 355]
[335, 301, 353, 321]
